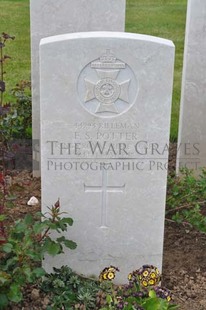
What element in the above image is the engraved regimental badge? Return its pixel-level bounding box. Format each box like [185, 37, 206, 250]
[77, 49, 138, 118]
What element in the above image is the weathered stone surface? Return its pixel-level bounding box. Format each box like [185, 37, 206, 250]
[40, 32, 174, 283]
[177, 0, 206, 173]
[30, 0, 126, 175]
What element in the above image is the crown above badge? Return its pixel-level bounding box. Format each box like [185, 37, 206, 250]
[91, 49, 125, 69]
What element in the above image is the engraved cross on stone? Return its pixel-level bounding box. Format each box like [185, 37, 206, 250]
[84, 170, 125, 228]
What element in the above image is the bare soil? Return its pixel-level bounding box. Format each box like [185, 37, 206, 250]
[1, 143, 206, 309]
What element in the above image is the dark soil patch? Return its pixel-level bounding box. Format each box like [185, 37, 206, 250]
[1, 143, 206, 309]
[162, 223, 206, 309]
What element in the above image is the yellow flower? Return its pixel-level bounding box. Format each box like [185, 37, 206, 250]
[142, 280, 148, 287]
[150, 272, 156, 279]
[143, 271, 149, 277]
[99, 266, 119, 282]
[107, 272, 115, 280]
[138, 265, 161, 287]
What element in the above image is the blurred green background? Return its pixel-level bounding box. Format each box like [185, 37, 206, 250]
[0, 0, 187, 140]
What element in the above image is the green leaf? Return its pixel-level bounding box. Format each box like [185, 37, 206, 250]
[106, 294, 113, 304]
[143, 298, 160, 310]
[48, 222, 59, 230]
[32, 267, 46, 278]
[2, 243, 13, 253]
[7, 283, 23, 303]
[63, 239, 77, 250]
[22, 266, 33, 282]
[0, 215, 6, 222]
[0, 294, 9, 308]
[3, 257, 18, 270]
[149, 289, 157, 298]
[56, 236, 65, 243]
[0, 271, 10, 285]
[24, 214, 33, 225]
[159, 299, 170, 310]
[33, 222, 44, 234]
[61, 217, 73, 226]
[56, 236, 77, 249]
[46, 241, 62, 256]
[14, 221, 26, 233]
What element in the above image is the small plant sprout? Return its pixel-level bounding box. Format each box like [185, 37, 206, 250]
[0, 199, 77, 308]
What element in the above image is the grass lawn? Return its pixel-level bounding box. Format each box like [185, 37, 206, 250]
[0, 0, 30, 102]
[0, 0, 187, 140]
[126, 0, 187, 140]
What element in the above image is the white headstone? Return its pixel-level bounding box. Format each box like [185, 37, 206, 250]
[30, 0, 126, 175]
[177, 0, 206, 173]
[40, 32, 175, 283]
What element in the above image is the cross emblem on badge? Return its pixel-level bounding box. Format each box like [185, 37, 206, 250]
[84, 50, 131, 114]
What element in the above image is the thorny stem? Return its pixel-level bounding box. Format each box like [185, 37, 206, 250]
[38, 226, 50, 242]
[0, 35, 6, 182]
[0, 34, 14, 244]
[166, 200, 206, 214]
[166, 190, 198, 203]
[0, 168, 7, 243]
[2, 178, 7, 206]
[37, 211, 57, 242]
[0, 33, 15, 196]
[165, 218, 193, 228]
